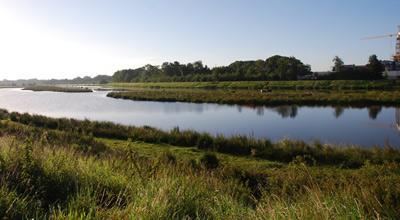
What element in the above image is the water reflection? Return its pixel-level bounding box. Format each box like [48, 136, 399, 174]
[244, 105, 387, 121]
[333, 106, 344, 118]
[0, 88, 399, 146]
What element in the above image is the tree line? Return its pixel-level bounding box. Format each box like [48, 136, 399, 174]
[318, 55, 385, 80]
[0, 75, 112, 87]
[112, 55, 312, 82]
[113, 54, 389, 82]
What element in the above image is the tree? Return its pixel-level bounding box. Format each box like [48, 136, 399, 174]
[112, 56, 312, 82]
[332, 56, 344, 72]
[366, 54, 384, 79]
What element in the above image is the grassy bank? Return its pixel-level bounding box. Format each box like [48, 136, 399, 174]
[23, 85, 93, 93]
[0, 112, 399, 219]
[107, 89, 400, 106]
[2, 109, 400, 167]
[109, 80, 400, 90]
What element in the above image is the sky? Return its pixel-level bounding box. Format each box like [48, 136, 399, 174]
[0, 0, 399, 80]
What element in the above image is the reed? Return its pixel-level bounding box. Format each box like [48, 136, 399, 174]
[23, 85, 93, 93]
[109, 80, 400, 90]
[2, 110, 400, 168]
[0, 125, 399, 219]
[107, 88, 400, 107]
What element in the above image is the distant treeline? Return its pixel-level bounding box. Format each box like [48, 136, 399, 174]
[0, 75, 112, 87]
[112, 55, 312, 82]
[112, 54, 388, 83]
[318, 55, 386, 80]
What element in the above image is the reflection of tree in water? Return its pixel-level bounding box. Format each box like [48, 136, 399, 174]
[245, 105, 298, 118]
[367, 106, 382, 120]
[256, 107, 264, 116]
[332, 106, 383, 120]
[271, 106, 298, 118]
[333, 106, 344, 118]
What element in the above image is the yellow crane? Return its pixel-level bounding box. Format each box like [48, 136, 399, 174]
[362, 26, 400, 62]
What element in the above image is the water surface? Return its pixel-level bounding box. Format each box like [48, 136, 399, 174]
[0, 88, 399, 146]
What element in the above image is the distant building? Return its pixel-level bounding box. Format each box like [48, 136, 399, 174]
[382, 60, 400, 79]
[382, 60, 400, 71]
[332, 64, 367, 72]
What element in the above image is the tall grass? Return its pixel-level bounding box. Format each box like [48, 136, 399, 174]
[109, 80, 400, 90]
[23, 85, 93, 93]
[107, 89, 400, 106]
[0, 131, 399, 219]
[2, 110, 400, 168]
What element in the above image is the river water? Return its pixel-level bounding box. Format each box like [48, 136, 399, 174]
[0, 88, 399, 146]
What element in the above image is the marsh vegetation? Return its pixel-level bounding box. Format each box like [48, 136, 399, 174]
[107, 88, 400, 106]
[0, 110, 399, 219]
[23, 85, 93, 93]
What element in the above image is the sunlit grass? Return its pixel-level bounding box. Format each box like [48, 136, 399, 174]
[107, 88, 400, 106]
[0, 112, 400, 219]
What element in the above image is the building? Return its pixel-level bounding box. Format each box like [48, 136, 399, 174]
[382, 60, 400, 79]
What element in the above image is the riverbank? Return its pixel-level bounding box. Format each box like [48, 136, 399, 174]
[0, 111, 399, 218]
[23, 85, 93, 93]
[109, 80, 400, 90]
[107, 89, 400, 106]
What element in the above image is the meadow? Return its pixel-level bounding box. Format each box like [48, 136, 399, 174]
[0, 110, 400, 219]
[109, 80, 400, 90]
[107, 88, 400, 106]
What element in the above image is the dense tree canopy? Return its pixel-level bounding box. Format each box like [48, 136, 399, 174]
[112, 56, 312, 82]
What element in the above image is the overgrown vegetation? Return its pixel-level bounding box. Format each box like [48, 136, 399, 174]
[23, 85, 93, 93]
[109, 80, 400, 90]
[107, 88, 400, 106]
[0, 111, 400, 219]
[2, 109, 400, 167]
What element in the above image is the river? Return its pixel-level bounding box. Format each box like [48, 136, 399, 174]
[0, 88, 399, 146]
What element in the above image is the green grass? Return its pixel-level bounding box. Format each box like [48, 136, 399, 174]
[5, 110, 400, 168]
[109, 80, 400, 90]
[23, 85, 93, 93]
[0, 111, 400, 218]
[107, 88, 400, 106]
[0, 120, 400, 219]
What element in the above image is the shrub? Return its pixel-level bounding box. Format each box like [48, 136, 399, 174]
[200, 153, 219, 169]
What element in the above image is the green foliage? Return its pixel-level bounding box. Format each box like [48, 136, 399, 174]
[367, 54, 385, 77]
[200, 152, 219, 169]
[332, 55, 344, 72]
[109, 79, 400, 90]
[0, 115, 399, 218]
[3, 110, 400, 167]
[23, 85, 93, 93]
[324, 55, 385, 80]
[107, 88, 400, 106]
[112, 55, 311, 82]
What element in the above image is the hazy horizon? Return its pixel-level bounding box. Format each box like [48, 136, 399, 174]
[0, 0, 399, 80]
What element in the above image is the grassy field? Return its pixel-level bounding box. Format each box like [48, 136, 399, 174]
[107, 89, 400, 106]
[0, 111, 399, 219]
[109, 80, 400, 90]
[23, 85, 93, 93]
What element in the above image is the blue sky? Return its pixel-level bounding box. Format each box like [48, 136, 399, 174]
[0, 0, 399, 79]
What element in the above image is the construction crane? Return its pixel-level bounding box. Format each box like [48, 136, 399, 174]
[362, 26, 400, 62]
